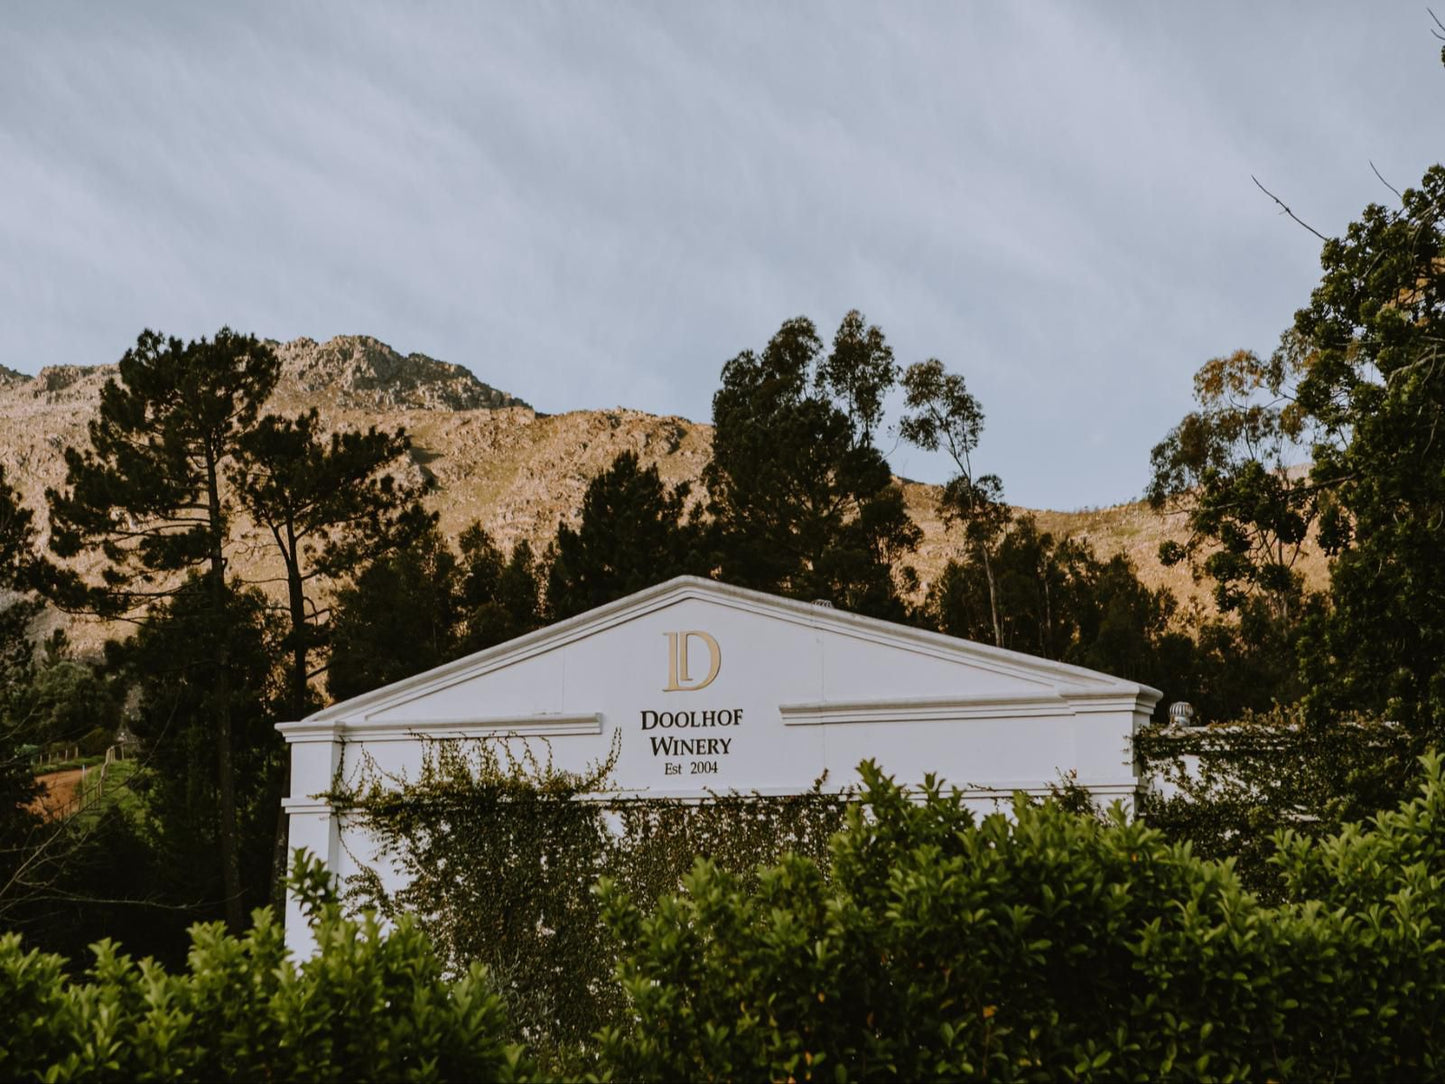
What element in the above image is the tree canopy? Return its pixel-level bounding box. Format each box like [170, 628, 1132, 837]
[1147, 344, 1319, 623]
[232, 407, 432, 719]
[901, 358, 1012, 645]
[706, 311, 920, 617]
[327, 523, 547, 703]
[1290, 165, 1445, 728]
[546, 450, 706, 621]
[45, 329, 279, 619]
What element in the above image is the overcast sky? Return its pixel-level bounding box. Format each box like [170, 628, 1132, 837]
[2, 3, 1440, 509]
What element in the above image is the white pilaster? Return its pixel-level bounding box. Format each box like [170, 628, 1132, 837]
[275, 719, 345, 957]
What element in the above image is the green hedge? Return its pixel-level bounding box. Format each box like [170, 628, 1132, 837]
[597, 755, 1445, 1082]
[0, 855, 531, 1083]
[13, 758, 1445, 1080]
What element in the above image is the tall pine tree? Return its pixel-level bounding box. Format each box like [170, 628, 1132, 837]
[232, 407, 433, 907]
[45, 328, 279, 930]
[232, 408, 432, 721]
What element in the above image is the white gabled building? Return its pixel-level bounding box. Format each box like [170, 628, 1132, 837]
[278, 575, 1159, 950]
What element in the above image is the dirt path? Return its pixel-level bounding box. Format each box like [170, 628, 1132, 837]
[30, 768, 85, 819]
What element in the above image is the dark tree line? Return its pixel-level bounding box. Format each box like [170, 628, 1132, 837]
[321, 311, 1205, 727]
[327, 524, 544, 702]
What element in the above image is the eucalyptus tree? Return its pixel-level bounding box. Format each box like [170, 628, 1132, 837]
[900, 358, 1011, 646]
[1287, 165, 1445, 727]
[1146, 342, 1319, 624]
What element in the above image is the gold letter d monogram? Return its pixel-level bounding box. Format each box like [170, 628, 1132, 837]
[664, 631, 722, 691]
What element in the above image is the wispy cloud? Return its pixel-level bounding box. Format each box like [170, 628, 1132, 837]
[1, 1, 1438, 508]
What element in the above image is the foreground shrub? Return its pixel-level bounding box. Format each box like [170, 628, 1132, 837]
[598, 756, 1445, 1082]
[0, 853, 530, 1082]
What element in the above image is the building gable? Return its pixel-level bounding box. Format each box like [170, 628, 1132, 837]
[294, 577, 1156, 798]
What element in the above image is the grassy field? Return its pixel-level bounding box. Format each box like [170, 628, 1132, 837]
[72, 759, 143, 822]
[33, 758, 144, 822]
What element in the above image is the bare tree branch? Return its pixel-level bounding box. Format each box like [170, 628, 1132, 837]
[1370, 160, 1405, 202]
[1252, 175, 1330, 242]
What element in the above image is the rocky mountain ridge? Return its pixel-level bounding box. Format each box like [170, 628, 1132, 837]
[0, 334, 1319, 655]
[271, 335, 529, 412]
[2, 335, 528, 416]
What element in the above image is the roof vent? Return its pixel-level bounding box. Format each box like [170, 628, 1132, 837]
[1169, 701, 1198, 727]
[810, 598, 834, 609]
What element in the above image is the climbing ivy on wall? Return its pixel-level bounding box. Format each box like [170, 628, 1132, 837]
[329, 738, 850, 1055]
[1133, 706, 1417, 900]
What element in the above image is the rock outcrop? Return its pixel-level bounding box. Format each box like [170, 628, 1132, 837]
[271, 335, 529, 413]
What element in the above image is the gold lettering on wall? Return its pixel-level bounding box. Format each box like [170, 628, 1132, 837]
[664, 631, 722, 691]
